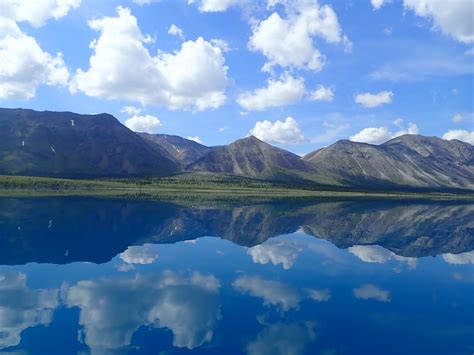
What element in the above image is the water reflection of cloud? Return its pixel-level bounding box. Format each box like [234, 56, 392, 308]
[348, 245, 417, 269]
[65, 271, 221, 354]
[247, 240, 303, 270]
[442, 251, 474, 265]
[307, 288, 331, 302]
[0, 272, 58, 349]
[353, 284, 391, 303]
[233, 276, 300, 311]
[246, 322, 316, 355]
[119, 244, 158, 265]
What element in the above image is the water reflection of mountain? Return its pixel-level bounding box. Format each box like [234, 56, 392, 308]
[0, 197, 472, 265]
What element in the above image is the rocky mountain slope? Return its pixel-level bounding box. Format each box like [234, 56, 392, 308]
[139, 133, 210, 167]
[0, 108, 177, 177]
[188, 136, 316, 180]
[303, 135, 474, 190]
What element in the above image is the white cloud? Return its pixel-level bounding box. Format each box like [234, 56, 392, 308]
[70, 7, 228, 111]
[442, 251, 474, 265]
[0, 18, 69, 100]
[187, 136, 203, 144]
[442, 130, 474, 144]
[307, 288, 331, 302]
[350, 122, 418, 144]
[250, 116, 306, 144]
[371, 0, 390, 10]
[0, 272, 58, 349]
[451, 112, 473, 123]
[237, 74, 305, 111]
[403, 0, 474, 43]
[348, 245, 417, 269]
[233, 275, 300, 311]
[188, 0, 243, 12]
[354, 90, 393, 108]
[168, 24, 184, 39]
[452, 113, 464, 123]
[121, 105, 142, 115]
[65, 271, 221, 352]
[309, 85, 334, 102]
[119, 244, 158, 264]
[353, 284, 391, 302]
[210, 38, 231, 52]
[246, 322, 316, 355]
[134, 0, 161, 5]
[124, 114, 162, 133]
[392, 117, 404, 128]
[247, 240, 303, 270]
[350, 127, 392, 144]
[0, 0, 80, 28]
[465, 47, 474, 56]
[248, 0, 347, 72]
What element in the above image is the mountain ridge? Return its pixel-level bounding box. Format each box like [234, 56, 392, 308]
[0, 108, 472, 191]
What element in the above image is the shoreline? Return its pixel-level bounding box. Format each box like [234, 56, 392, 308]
[0, 175, 472, 201]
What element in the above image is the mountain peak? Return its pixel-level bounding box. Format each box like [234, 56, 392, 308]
[232, 135, 265, 146]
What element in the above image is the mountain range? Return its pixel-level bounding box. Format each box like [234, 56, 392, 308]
[0, 108, 473, 191]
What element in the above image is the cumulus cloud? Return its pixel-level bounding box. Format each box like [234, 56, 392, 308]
[187, 136, 203, 144]
[250, 117, 306, 144]
[371, 0, 390, 10]
[168, 24, 184, 39]
[353, 284, 391, 302]
[403, 0, 474, 43]
[70, 7, 228, 111]
[246, 322, 316, 355]
[124, 114, 162, 133]
[188, 0, 243, 12]
[354, 90, 393, 108]
[442, 251, 474, 265]
[0, 0, 80, 28]
[307, 288, 331, 302]
[247, 240, 303, 270]
[0, 18, 69, 100]
[237, 74, 305, 111]
[442, 130, 474, 144]
[248, 0, 347, 72]
[119, 244, 158, 264]
[350, 121, 418, 144]
[348, 245, 417, 269]
[233, 275, 300, 311]
[0, 272, 59, 349]
[65, 271, 221, 353]
[309, 85, 334, 102]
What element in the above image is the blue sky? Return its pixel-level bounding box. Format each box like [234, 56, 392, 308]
[0, 0, 473, 153]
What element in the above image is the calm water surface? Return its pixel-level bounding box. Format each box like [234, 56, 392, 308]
[0, 197, 473, 354]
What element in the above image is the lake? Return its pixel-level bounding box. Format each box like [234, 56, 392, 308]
[0, 197, 472, 354]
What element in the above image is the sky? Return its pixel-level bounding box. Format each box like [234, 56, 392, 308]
[0, 0, 473, 154]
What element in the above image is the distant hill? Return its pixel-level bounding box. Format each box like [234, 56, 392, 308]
[303, 135, 474, 191]
[139, 133, 210, 167]
[188, 136, 316, 180]
[0, 108, 177, 177]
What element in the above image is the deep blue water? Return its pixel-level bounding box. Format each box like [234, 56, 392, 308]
[0, 197, 472, 354]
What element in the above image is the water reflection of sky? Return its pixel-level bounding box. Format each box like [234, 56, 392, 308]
[0, 197, 472, 354]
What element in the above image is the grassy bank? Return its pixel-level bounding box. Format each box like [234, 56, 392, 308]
[0, 174, 472, 201]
